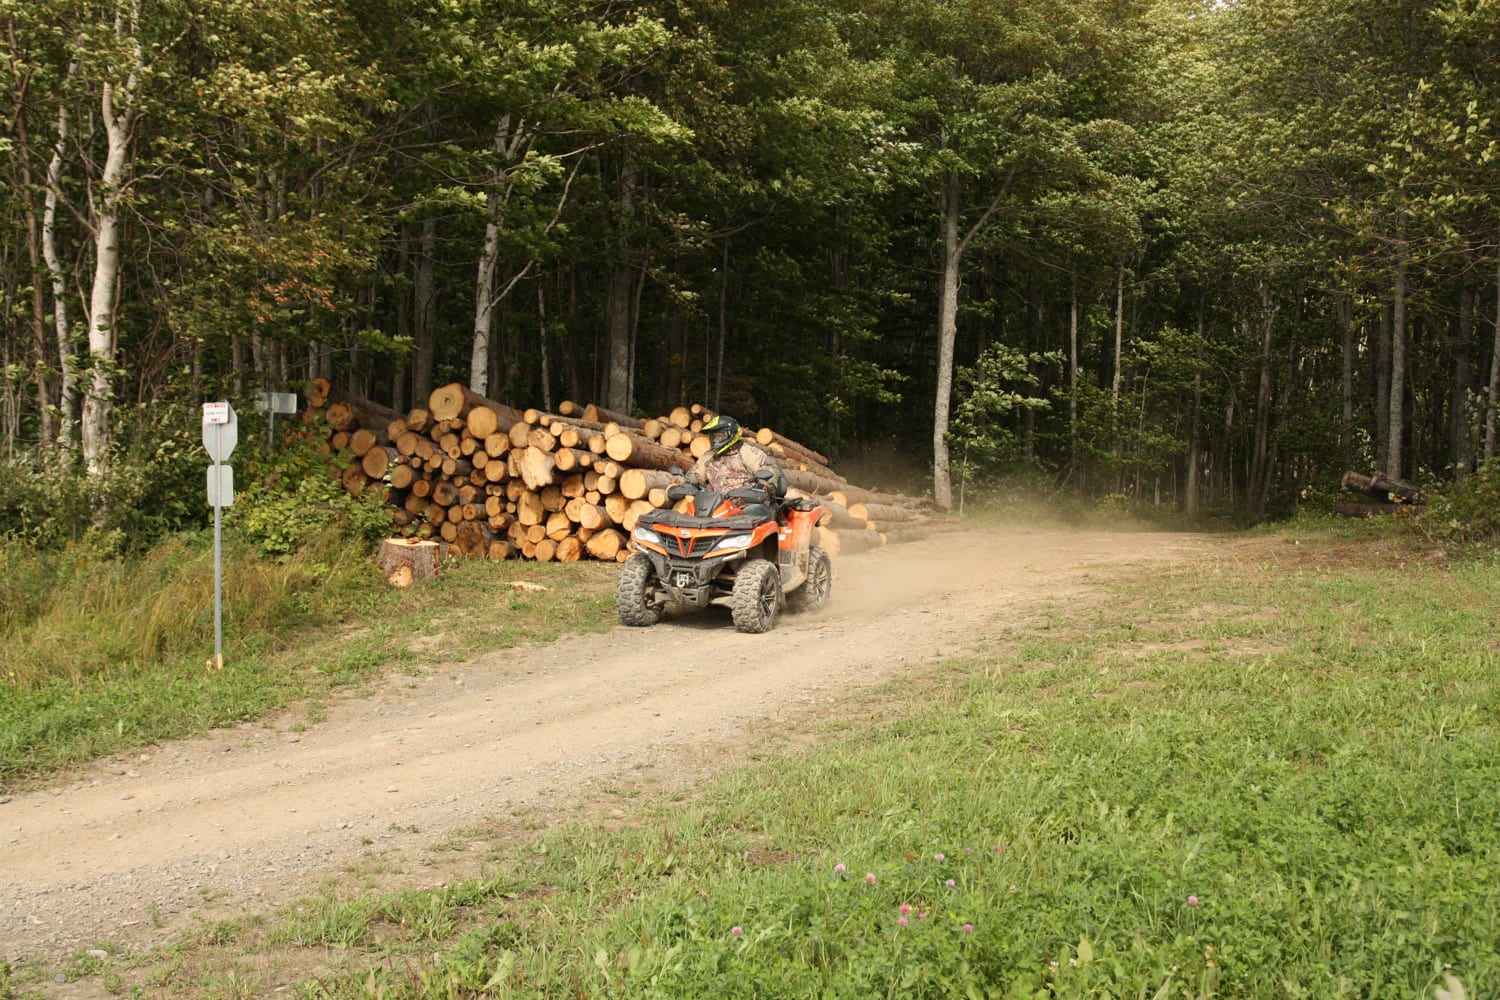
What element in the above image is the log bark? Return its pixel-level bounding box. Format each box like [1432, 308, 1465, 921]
[583, 403, 642, 428]
[619, 467, 681, 500]
[604, 430, 686, 470]
[753, 427, 829, 467]
[847, 501, 918, 524]
[326, 392, 403, 434]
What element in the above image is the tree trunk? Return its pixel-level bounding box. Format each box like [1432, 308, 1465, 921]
[1341, 470, 1423, 504]
[714, 235, 730, 410]
[1248, 282, 1277, 519]
[1486, 254, 1500, 461]
[12, 111, 56, 450]
[1451, 283, 1474, 479]
[1338, 294, 1354, 472]
[1375, 300, 1392, 464]
[471, 184, 503, 396]
[412, 217, 437, 406]
[1184, 297, 1205, 517]
[81, 1, 142, 480]
[1068, 278, 1079, 470]
[603, 144, 637, 414]
[1386, 251, 1408, 480]
[44, 86, 78, 457]
[932, 168, 961, 511]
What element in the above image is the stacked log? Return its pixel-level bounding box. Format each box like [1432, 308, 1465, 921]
[304, 382, 954, 566]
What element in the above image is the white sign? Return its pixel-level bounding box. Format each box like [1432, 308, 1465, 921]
[257, 391, 298, 415]
[207, 465, 235, 508]
[202, 402, 238, 463]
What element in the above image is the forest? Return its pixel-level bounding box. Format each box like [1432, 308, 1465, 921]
[3, 0, 1498, 538]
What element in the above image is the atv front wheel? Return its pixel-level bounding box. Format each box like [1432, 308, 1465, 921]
[786, 545, 832, 614]
[616, 553, 664, 627]
[731, 559, 782, 633]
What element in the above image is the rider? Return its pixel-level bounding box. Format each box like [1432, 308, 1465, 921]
[684, 414, 783, 496]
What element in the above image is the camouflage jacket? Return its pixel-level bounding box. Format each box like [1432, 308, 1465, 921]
[685, 442, 779, 493]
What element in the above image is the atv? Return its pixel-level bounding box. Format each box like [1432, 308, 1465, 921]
[616, 467, 832, 633]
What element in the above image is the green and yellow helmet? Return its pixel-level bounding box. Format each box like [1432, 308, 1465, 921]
[703, 414, 742, 455]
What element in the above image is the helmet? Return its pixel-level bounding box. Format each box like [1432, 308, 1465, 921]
[703, 414, 742, 456]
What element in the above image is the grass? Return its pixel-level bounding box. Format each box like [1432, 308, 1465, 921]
[7, 518, 1500, 998]
[0, 530, 619, 788]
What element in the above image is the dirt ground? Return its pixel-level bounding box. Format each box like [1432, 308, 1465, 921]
[0, 524, 1211, 985]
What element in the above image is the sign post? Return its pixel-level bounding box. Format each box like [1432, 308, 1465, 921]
[257, 391, 299, 448]
[202, 402, 238, 670]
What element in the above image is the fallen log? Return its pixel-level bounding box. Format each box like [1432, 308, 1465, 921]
[1341, 470, 1423, 505]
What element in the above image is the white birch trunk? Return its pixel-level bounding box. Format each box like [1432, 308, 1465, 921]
[80, 2, 142, 479]
[471, 116, 541, 395]
[471, 189, 503, 395]
[44, 105, 76, 455]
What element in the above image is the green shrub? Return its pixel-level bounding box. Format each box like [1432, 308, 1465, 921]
[235, 472, 391, 558]
[1418, 459, 1500, 546]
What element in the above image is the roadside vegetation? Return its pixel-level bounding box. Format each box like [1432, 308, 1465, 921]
[0, 433, 621, 787]
[3, 499, 1497, 998]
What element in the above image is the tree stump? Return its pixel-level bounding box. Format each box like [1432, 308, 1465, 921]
[377, 538, 442, 587]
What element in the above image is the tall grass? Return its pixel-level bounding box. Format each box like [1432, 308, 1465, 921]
[0, 528, 620, 787]
[0, 530, 371, 782]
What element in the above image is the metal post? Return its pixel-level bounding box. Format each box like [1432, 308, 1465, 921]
[213, 460, 224, 671]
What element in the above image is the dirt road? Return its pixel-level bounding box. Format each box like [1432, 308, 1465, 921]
[0, 525, 1209, 973]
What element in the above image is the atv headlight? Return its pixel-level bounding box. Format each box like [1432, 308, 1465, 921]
[709, 533, 753, 553]
[631, 525, 662, 545]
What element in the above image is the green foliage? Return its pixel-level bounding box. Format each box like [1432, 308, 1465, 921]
[0, 394, 214, 553]
[234, 467, 391, 559]
[949, 343, 1059, 472]
[1419, 459, 1500, 546]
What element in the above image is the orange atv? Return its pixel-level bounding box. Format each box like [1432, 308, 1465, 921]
[616, 468, 832, 633]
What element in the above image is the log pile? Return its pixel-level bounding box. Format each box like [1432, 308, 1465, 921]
[303, 379, 955, 570]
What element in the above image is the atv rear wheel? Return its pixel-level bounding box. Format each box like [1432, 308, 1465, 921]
[616, 553, 664, 627]
[786, 545, 832, 614]
[731, 559, 782, 634]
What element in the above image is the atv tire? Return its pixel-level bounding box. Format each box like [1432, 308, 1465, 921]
[616, 553, 664, 627]
[786, 545, 832, 614]
[731, 558, 782, 634]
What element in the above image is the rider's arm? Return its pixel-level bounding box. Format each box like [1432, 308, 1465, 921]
[744, 447, 784, 496]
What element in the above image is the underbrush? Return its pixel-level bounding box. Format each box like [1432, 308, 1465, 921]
[265, 526, 1498, 999]
[1417, 458, 1500, 548]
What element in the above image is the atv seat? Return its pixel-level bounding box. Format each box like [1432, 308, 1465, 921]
[636, 507, 769, 532]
